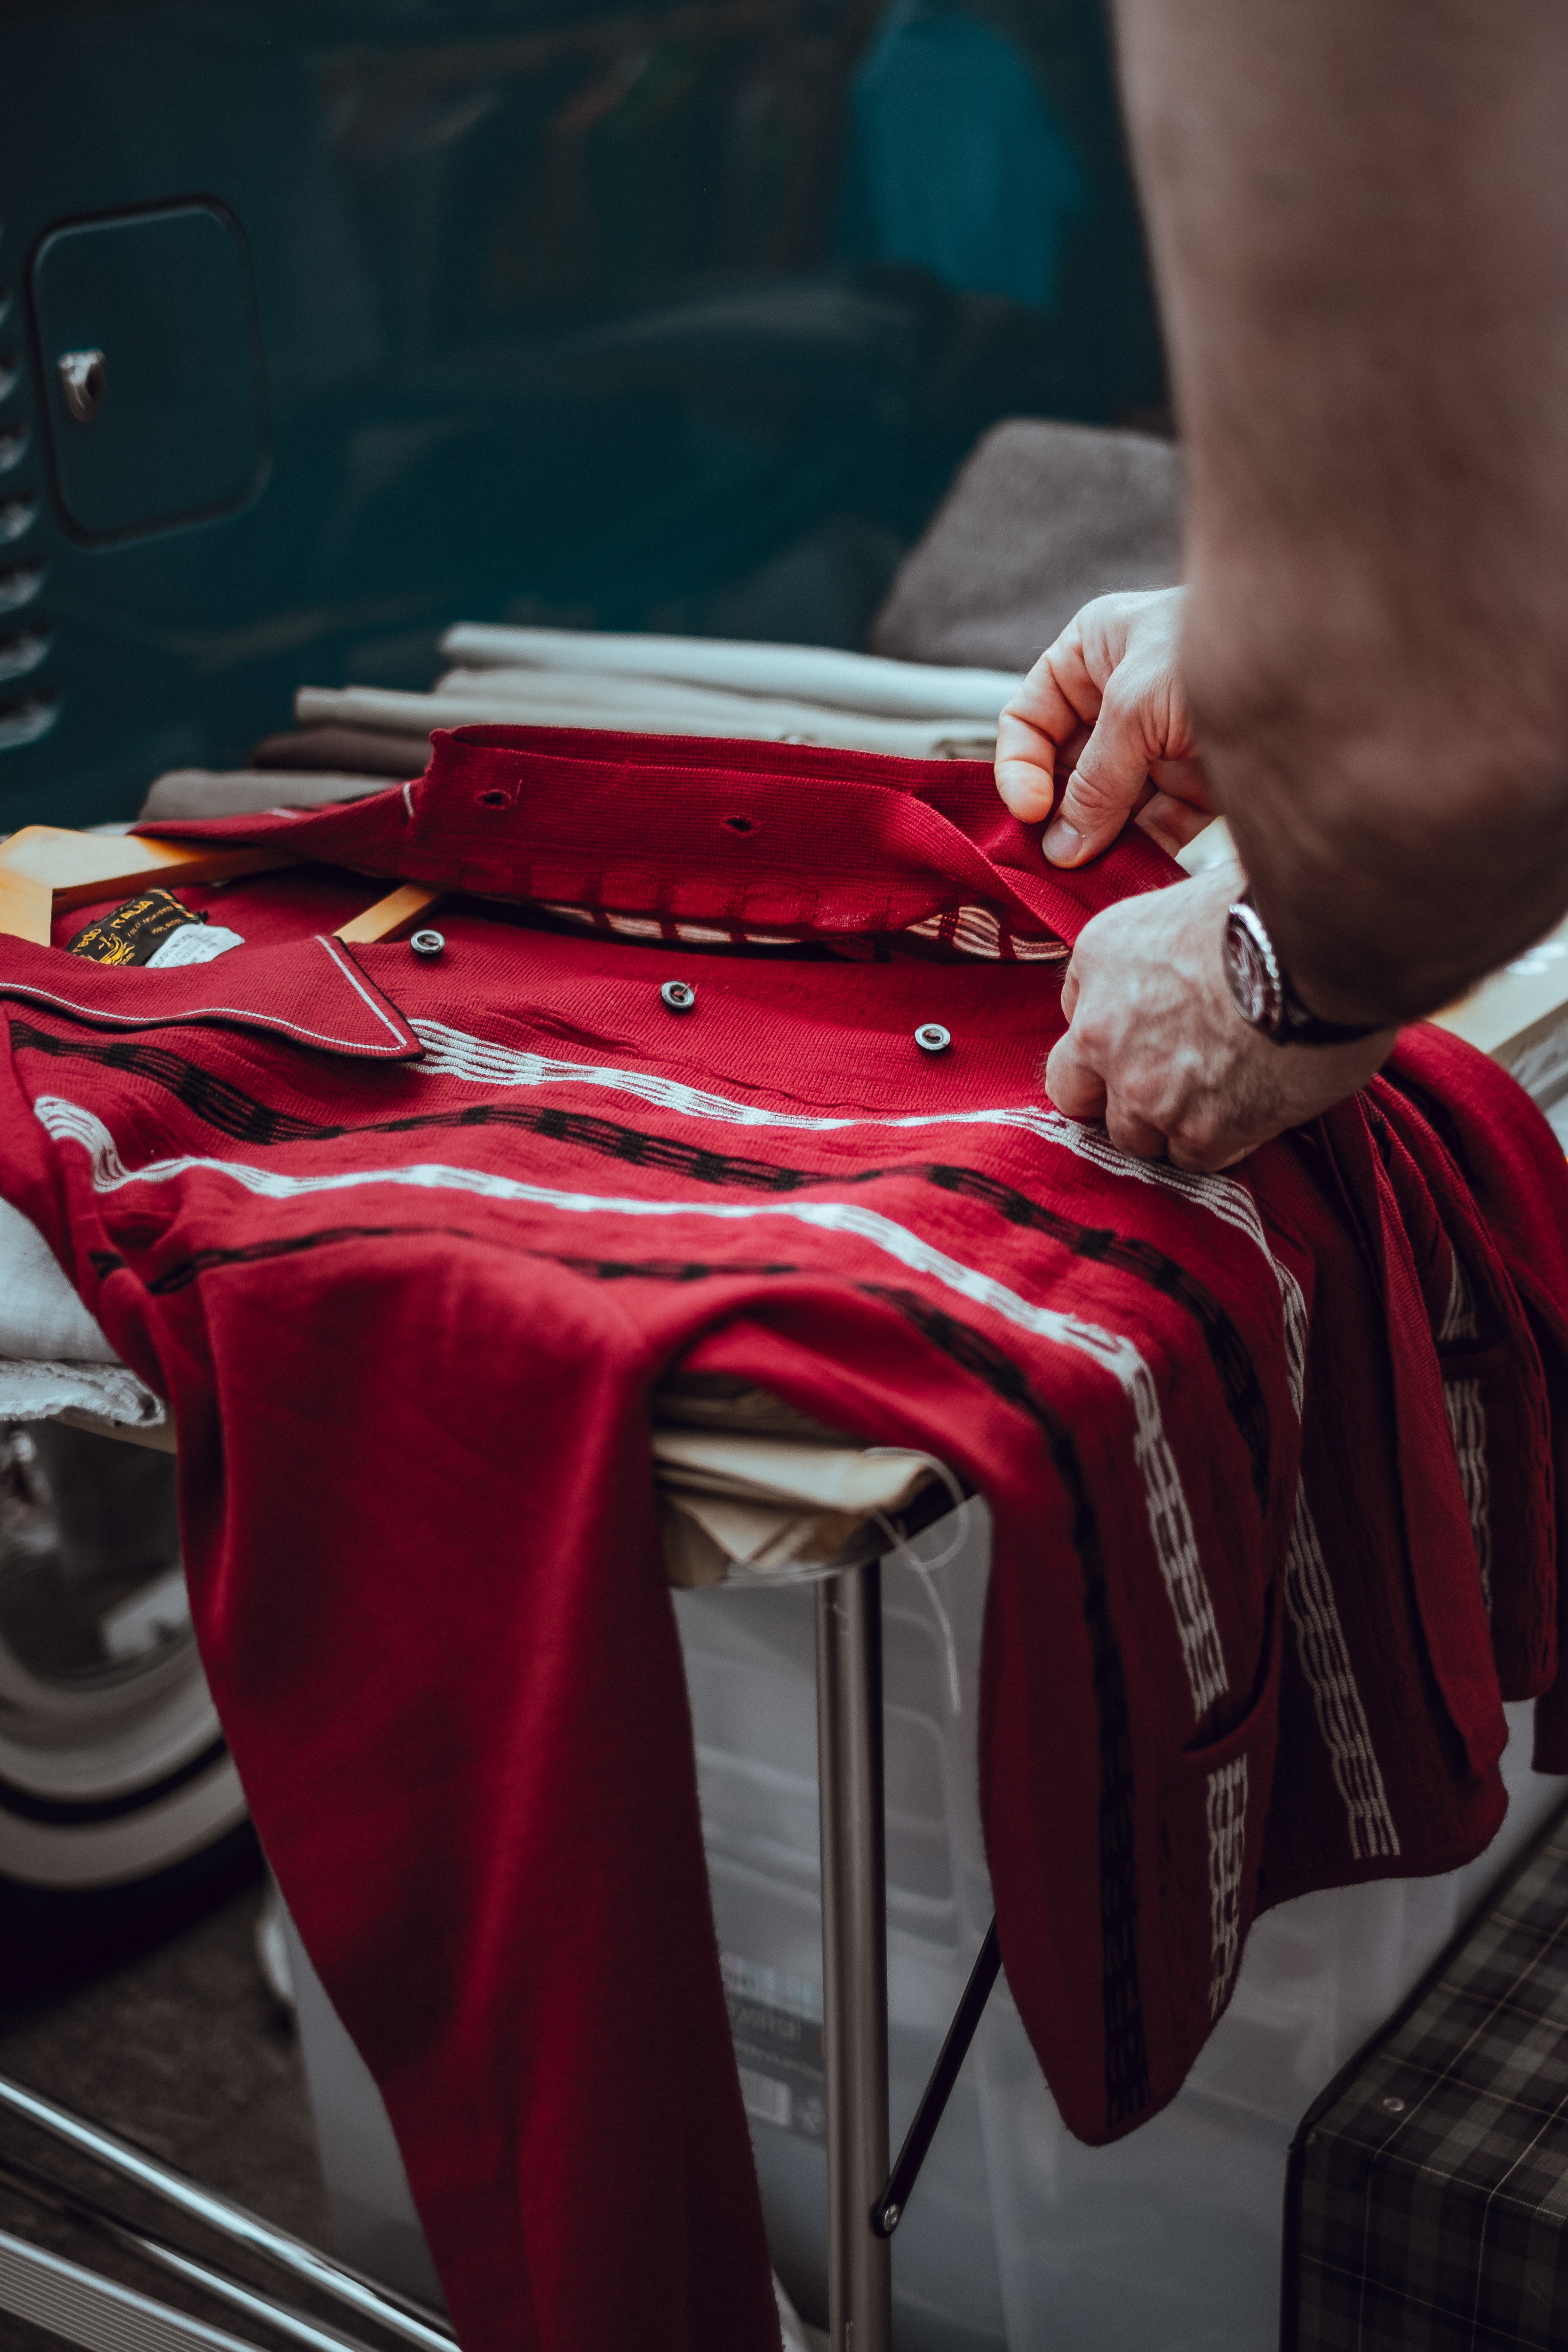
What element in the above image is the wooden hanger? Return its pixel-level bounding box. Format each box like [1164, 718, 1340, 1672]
[0, 826, 440, 946]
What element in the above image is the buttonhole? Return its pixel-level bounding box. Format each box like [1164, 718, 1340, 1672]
[724, 815, 755, 834]
[476, 788, 510, 809]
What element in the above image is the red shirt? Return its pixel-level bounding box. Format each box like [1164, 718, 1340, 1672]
[0, 729, 1563, 2352]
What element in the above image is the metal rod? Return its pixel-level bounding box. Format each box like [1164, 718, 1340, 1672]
[0, 2146, 379, 2352]
[872, 1917, 1001, 2237]
[0, 2071, 453, 2350]
[816, 1560, 891, 2352]
[108, 2230, 379, 2352]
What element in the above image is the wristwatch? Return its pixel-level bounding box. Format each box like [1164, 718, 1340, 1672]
[1223, 890, 1380, 1046]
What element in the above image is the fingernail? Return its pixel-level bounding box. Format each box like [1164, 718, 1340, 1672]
[1043, 818, 1082, 863]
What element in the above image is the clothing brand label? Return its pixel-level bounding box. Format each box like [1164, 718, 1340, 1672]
[67, 888, 206, 965]
[722, 1952, 826, 2143]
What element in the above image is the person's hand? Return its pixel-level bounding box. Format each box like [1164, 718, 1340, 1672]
[1045, 862, 1398, 1169]
[996, 588, 1216, 865]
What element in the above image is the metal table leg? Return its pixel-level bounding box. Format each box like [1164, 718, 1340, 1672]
[815, 1560, 891, 2352]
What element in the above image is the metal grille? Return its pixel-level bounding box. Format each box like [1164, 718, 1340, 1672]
[0, 280, 56, 756]
[0, 2224, 269, 2352]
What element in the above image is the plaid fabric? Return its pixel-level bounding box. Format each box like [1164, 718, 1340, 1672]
[1287, 1803, 1568, 2350]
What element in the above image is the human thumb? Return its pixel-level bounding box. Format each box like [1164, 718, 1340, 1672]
[1041, 698, 1158, 866]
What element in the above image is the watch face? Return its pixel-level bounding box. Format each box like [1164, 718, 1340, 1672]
[1225, 907, 1282, 1034]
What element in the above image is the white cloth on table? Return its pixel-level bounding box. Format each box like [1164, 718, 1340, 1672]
[293, 677, 1002, 762]
[438, 621, 1021, 722]
[0, 1195, 165, 1429]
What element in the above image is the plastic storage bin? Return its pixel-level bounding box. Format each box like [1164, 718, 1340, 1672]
[672, 1501, 1568, 2351]
[282, 1496, 1568, 2349]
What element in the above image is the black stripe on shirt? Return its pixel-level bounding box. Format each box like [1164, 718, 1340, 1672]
[14, 1022, 1271, 1503]
[11, 1024, 331, 1145]
[143, 1224, 803, 1295]
[923, 1163, 1270, 1505]
[858, 1280, 1150, 2130]
[10, 1021, 811, 1195]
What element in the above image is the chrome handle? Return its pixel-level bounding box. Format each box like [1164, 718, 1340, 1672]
[57, 348, 106, 423]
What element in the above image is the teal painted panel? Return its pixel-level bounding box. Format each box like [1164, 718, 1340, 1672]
[32, 202, 269, 540]
[0, 0, 1165, 831]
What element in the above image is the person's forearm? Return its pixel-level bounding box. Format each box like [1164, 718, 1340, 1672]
[1113, 0, 1568, 1021]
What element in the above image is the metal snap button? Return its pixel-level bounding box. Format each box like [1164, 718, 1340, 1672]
[409, 929, 446, 960]
[915, 1022, 951, 1054]
[661, 979, 696, 1012]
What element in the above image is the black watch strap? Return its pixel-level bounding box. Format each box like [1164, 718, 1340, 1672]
[1225, 890, 1381, 1047]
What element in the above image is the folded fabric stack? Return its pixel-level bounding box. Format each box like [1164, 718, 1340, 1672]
[139, 626, 1026, 821]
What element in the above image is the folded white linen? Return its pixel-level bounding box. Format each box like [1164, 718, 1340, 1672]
[294, 682, 997, 761]
[0, 1359, 166, 1430]
[0, 1195, 165, 1429]
[439, 621, 1022, 722]
[0, 1194, 114, 1360]
[431, 662, 1005, 752]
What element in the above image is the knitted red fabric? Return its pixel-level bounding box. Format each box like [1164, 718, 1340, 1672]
[0, 729, 1560, 2351]
[136, 722, 1176, 952]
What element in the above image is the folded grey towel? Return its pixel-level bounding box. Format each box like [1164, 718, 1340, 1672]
[252, 725, 430, 778]
[870, 417, 1184, 674]
[136, 768, 396, 820]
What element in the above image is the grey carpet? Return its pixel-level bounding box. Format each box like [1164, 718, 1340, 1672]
[0, 1884, 355, 2351]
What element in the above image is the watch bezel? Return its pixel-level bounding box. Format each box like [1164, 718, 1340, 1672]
[1225, 890, 1383, 1046]
[1224, 899, 1285, 1039]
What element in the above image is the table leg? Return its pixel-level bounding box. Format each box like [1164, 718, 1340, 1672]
[815, 1561, 891, 2352]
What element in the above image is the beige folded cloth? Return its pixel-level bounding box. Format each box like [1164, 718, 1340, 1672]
[52, 1402, 177, 1451]
[137, 769, 398, 820]
[650, 1375, 961, 1587]
[871, 416, 1184, 674]
[294, 681, 996, 762]
[655, 1428, 943, 1589]
[440, 621, 1021, 723]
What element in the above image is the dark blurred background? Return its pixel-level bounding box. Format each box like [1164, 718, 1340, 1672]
[0, 0, 1167, 828]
